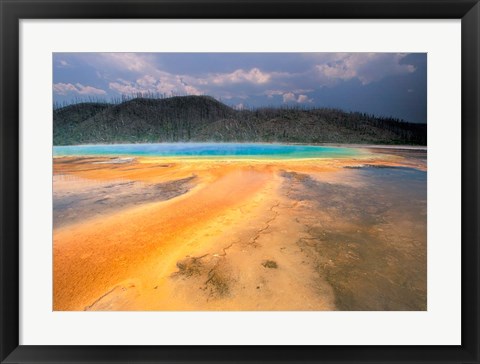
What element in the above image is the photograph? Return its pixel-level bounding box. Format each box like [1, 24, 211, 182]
[52, 52, 427, 311]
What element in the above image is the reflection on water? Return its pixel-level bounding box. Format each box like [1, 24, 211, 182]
[54, 174, 129, 190]
[53, 174, 196, 228]
[282, 166, 427, 310]
[359, 166, 426, 189]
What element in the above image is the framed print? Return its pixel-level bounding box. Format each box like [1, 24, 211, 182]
[1, 0, 479, 363]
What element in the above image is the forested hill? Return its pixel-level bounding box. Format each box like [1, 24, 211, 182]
[53, 95, 427, 146]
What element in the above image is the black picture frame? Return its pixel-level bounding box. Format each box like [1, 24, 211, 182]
[1, 0, 479, 363]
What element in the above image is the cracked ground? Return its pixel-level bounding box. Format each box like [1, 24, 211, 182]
[53, 150, 426, 311]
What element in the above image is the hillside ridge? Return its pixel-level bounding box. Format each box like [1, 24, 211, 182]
[53, 95, 427, 146]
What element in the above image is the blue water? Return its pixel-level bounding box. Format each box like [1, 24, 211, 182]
[359, 166, 427, 198]
[53, 143, 364, 159]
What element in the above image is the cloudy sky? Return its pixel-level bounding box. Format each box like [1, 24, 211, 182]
[53, 52, 427, 123]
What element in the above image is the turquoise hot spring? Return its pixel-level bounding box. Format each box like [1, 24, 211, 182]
[53, 143, 365, 159]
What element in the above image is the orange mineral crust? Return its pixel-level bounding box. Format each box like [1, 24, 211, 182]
[53, 151, 427, 311]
